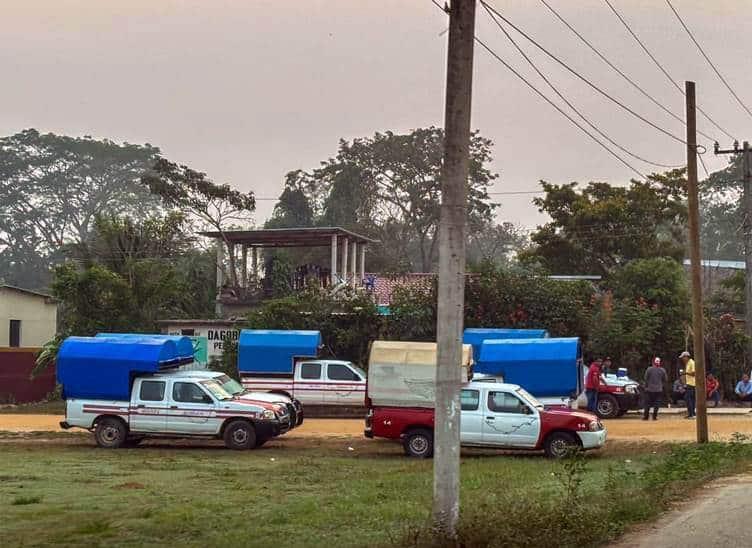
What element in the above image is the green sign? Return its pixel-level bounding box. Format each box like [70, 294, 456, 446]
[190, 336, 208, 364]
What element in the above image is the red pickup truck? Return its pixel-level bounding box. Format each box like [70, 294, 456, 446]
[365, 380, 606, 458]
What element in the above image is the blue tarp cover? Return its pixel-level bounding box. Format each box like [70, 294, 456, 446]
[95, 333, 195, 360]
[238, 330, 321, 374]
[476, 337, 582, 397]
[57, 336, 186, 400]
[463, 328, 549, 362]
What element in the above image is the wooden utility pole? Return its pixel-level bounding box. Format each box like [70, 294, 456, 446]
[685, 81, 708, 443]
[434, 0, 476, 537]
[713, 140, 752, 360]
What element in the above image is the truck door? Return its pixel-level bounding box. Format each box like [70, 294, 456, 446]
[295, 362, 326, 405]
[482, 389, 540, 448]
[130, 379, 168, 433]
[324, 363, 366, 406]
[459, 388, 482, 444]
[166, 381, 218, 435]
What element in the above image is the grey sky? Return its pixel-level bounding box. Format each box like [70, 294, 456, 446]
[2, 1, 751, 230]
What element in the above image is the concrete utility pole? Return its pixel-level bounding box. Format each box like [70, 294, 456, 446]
[685, 81, 708, 443]
[713, 140, 752, 365]
[434, 0, 476, 536]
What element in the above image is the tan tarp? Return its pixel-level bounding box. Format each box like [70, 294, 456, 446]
[367, 341, 473, 408]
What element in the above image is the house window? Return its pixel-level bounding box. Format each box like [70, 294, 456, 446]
[9, 320, 21, 347]
[180, 329, 195, 336]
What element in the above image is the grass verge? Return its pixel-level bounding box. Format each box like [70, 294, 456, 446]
[0, 436, 750, 547]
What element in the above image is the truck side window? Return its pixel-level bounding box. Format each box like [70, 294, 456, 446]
[139, 381, 166, 401]
[300, 363, 322, 380]
[173, 382, 212, 404]
[487, 391, 528, 414]
[460, 389, 479, 411]
[327, 364, 360, 381]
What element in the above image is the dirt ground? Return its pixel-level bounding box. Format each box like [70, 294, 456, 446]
[1, 413, 750, 441]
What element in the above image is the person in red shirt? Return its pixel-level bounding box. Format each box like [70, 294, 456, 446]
[585, 359, 602, 413]
[706, 373, 721, 407]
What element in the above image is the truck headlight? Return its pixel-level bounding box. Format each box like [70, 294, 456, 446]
[261, 410, 276, 420]
[589, 420, 602, 432]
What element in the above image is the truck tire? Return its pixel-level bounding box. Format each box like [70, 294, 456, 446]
[403, 428, 433, 458]
[94, 417, 127, 449]
[596, 394, 620, 419]
[223, 420, 256, 450]
[544, 432, 579, 459]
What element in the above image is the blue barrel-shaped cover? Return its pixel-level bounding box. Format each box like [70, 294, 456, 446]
[95, 333, 195, 360]
[57, 336, 185, 400]
[463, 328, 549, 362]
[238, 330, 321, 374]
[476, 337, 582, 397]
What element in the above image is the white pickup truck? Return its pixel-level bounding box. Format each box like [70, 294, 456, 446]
[242, 359, 367, 406]
[61, 370, 293, 449]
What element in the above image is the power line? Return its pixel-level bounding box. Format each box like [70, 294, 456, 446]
[602, 0, 736, 141]
[538, 0, 717, 144]
[480, 1, 688, 147]
[665, 0, 752, 121]
[482, 2, 683, 169]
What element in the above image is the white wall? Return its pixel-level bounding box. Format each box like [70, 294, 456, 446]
[0, 289, 57, 348]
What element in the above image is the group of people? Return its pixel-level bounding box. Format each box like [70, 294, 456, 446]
[586, 352, 752, 420]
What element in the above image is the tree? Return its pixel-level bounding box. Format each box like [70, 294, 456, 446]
[466, 221, 528, 268]
[701, 154, 743, 260]
[275, 128, 498, 271]
[141, 158, 256, 286]
[522, 170, 687, 275]
[0, 129, 161, 288]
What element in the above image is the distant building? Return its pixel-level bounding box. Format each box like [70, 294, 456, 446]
[0, 285, 57, 348]
[682, 259, 744, 295]
[157, 319, 240, 364]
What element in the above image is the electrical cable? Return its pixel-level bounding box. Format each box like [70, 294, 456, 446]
[603, 0, 736, 141]
[538, 0, 717, 144]
[665, 0, 752, 121]
[480, 1, 688, 146]
[482, 2, 683, 169]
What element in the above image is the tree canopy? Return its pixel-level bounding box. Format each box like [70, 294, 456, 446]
[521, 170, 688, 275]
[0, 129, 160, 288]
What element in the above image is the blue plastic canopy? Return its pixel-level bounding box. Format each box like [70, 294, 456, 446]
[238, 330, 321, 374]
[95, 333, 195, 360]
[57, 336, 188, 400]
[463, 328, 549, 362]
[476, 337, 582, 397]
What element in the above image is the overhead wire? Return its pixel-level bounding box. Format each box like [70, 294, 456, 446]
[480, 1, 688, 146]
[481, 1, 683, 169]
[602, 0, 736, 141]
[538, 0, 716, 144]
[665, 0, 752, 122]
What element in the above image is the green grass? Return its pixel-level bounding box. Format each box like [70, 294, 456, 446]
[1, 437, 751, 548]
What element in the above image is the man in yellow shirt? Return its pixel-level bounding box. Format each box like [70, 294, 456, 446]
[680, 351, 696, 418]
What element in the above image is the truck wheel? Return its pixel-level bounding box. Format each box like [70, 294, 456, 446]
[403, 429, 433, 458]
[596, 394, 620, 419]
[223, 420, 256, 450]
[544, 432, 579, 459]
[94, 417, 127, 449]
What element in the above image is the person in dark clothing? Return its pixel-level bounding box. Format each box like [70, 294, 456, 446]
[643, 357, 668, 420]
[670, 371, 686, 405]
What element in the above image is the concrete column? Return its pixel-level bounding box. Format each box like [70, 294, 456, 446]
[350, 241, 358, 287]
[241, 245, 248, 288]
[215, 241, 224, 316]
[341, 238, 349, 285]
[360, 245, 366, 284]
[330, 234, 338, 286]
[251, 246, 258, 286]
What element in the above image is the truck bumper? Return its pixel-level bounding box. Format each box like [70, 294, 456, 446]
[577, 429, 607, 450]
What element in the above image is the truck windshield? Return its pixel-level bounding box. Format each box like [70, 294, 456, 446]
[516, 387, 544, 409]
[215, 374, 244, 396]
[200, 380, 233, 401]
[350, 364, 366, 380]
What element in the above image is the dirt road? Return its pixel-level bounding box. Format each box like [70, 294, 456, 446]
[610, 474, 752, 548]
[1, 414, 750, 441]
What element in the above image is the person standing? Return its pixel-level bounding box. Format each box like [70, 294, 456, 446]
[643, 357, 667, 420]
[680, 351, 696, 418]
[585, 359, 602, 414]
